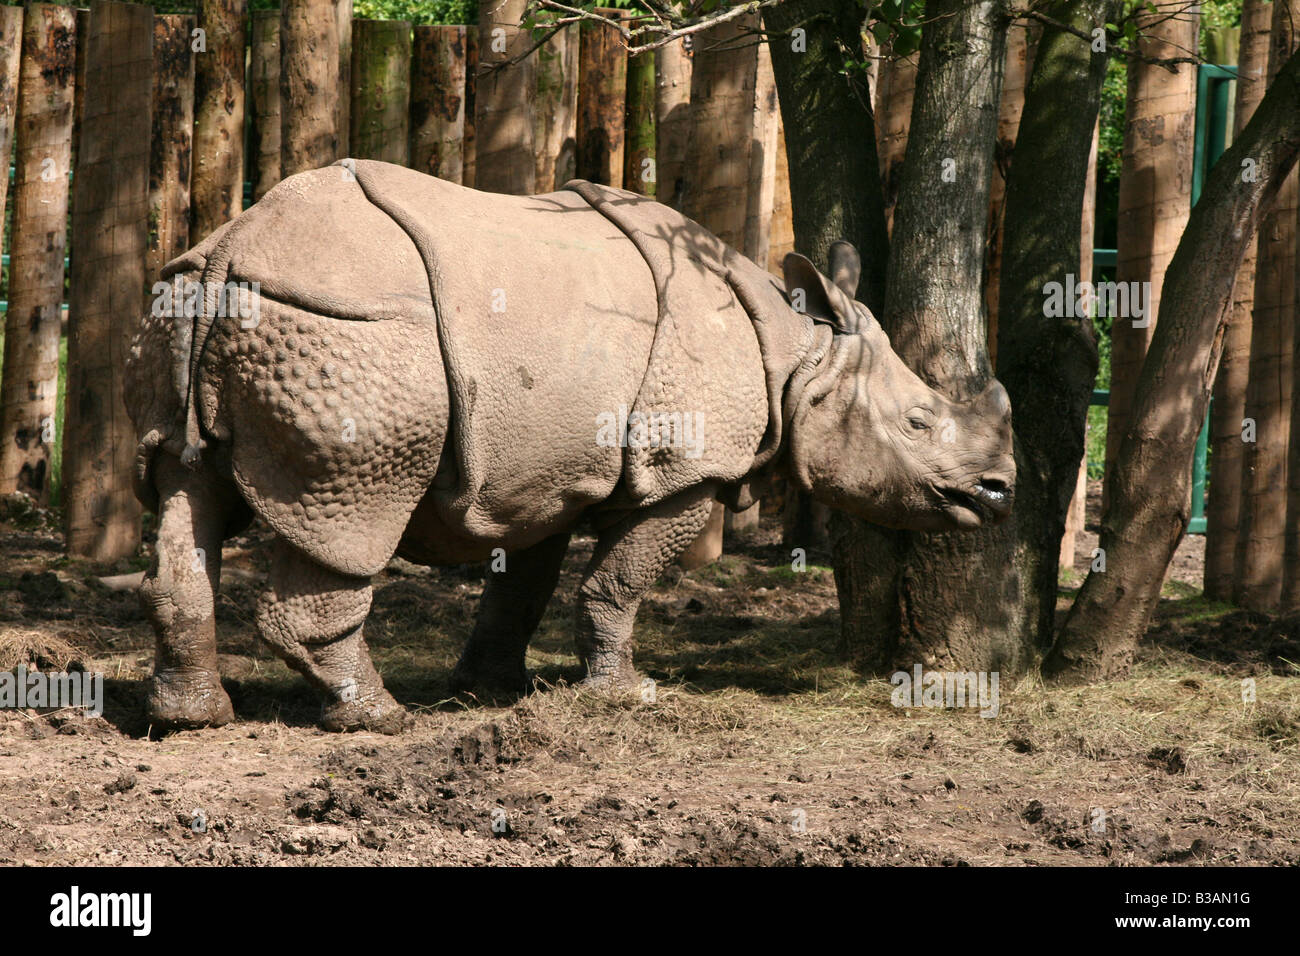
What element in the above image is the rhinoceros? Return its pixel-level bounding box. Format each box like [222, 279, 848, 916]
[125, 160, 1014, 733]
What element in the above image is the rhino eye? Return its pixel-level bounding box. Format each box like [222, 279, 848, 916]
[907, 416, 930, 431]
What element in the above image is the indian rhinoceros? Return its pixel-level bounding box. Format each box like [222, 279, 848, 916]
[125, 159, 1014, 733]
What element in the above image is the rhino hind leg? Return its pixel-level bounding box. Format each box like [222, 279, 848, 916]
[140, 455, 238, 730]
[450, 532, 572, 699]
[576, 485, 718, 689]
[256, 539, 409, 733]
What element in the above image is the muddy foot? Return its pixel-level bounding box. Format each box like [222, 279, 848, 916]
[578, 666, 644, 694]
[449, 660, 532, 703]
[147, 668, 235, 730]
[321, 687, 411, 734]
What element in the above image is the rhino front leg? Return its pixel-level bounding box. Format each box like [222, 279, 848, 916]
[256, 540, 409, 733]
[577, 485, 717, 688]
[451, 532, 571, 697]
[139, 455, 236, 730]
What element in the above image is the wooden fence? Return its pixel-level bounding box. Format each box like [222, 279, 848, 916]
[0, 0, 795, 561]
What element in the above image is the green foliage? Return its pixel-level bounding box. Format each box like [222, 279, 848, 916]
[352, 0, 476, 23]
[868, 0, 925, 57]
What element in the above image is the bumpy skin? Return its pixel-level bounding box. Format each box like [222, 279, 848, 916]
[125, 161, 1016, 733]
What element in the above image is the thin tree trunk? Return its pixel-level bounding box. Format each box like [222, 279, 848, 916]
[350, 19, 412, 166]
[191, 0, 246, 243]
[1204, 0, 1271, 600]
[0, 3, 74, 501]
[64, 0, 151, 561]
[249, 9, 281, 201]
[874, 51, 916, 237]
[1045, 45, 1300, 682]
[1104, 3, 1198, 508]
[280, 0, 340, 177]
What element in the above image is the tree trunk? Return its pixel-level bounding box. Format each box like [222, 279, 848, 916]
[249, 9, 282, 201]
[411, 25, 467, 184]
[1103, 3, 1198, 508]
[1045, 46, 1300, 682]
[623, 50, 656, 197]
[147, 13, 195, 285]
[280, 0, 340, 177]
[0, 6, 22, 277]
[985, 20, 1031, 370]
[1204, 0, 1270, 600]
[64, 0, 151, 561]
[0, 3, 74, 502]
[1242, 0, 1299, 611]
[654, 38, 692, 211]
[462, 26, 478, 188]
[191, 0, 246, 243]
[874, 51, 917, 237]
[350, 19, 412, 166]
[475, 0, 536, 195]
[334, 0, 351, 157]
[576, 9, 626, 188]
[767, 110, 796, 274]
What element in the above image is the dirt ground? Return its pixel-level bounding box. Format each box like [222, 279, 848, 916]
[1, 484, 1297, 867]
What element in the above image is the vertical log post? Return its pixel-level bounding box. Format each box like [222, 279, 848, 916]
[334, 0, 352, 157]
[623, 48, 655, 196]
[350, 18, 412, 165]
[0, 5, 22, 268]
[191, 0, 246, 242]
[654, 36, 691, 210]
[462, 25, 478, 188]
[0, 4, 74, 501]
[281, 0, 340, 177]
[576, 9, 626, 188]
[534, 21, 578, 192]
[411, 24, 467, 183]
[63, 0, 152, 560]
[248, 9, 281, 201]
[474, 0, 536, 195]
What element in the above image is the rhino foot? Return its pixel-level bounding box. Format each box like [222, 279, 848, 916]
[321, 689, 411, 735]
[449, 660, 532, 703]
[147, 668, 235, 730]
[577, 666, 643, 694]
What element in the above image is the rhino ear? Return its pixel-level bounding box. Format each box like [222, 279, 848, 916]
[828, 240, 861, 300]
[782, 252, 859, 333]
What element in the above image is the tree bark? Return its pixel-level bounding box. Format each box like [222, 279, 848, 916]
[249, 9, 282, 201]
[654, 37, 692, 211]
[533, 22, 577, 192]
[280, 0, 340, 177]
[191, 0, 246, 243]
[1103, 3, 1198, 508]
[0, 6, 22, 279]
[64, 0, 151, 561]
[462, 25, 478, 188]
[411, 25, 467, 184]
[874, 51, 917, 237]
[350, 19, 412, 166]
[0, 3, 74, 502]
[1204, 0, 1270, 600]
[334, 0, 351, 157]
[1045, 45, 1300, 682]
[147, 14, 195, 285]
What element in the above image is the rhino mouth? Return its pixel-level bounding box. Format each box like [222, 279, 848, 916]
[935, 483, 1012, 527]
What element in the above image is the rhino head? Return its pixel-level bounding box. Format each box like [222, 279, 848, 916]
[783, 243, 1015, 532]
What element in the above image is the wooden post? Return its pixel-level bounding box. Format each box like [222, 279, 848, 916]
[281, 0, 339, 177]
[334, 0, 351, 157]
[411, 24, 467, 183]
[576, 10, 626, 188]
[654, 36, 691, 210]
[474, 0, 536, 195]
[462, 25, 477, 188]
[248, 9, 281, 201]
[63, 0, 151, 560]
[350, 19, 412, 165]
[73, 8, 87, 161]
[0, 3, 73, 501]
[767, 109, 795, 275]
[0, 5, 22, 271]
[191, 0, 246, 242]
[623, 49, 655, 196]
[534, 22, 578, 192]
[875, 52, 917, 234]
[148, 14, 195, 284]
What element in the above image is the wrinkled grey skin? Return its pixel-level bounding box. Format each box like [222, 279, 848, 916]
[127, 209, 1014, 735]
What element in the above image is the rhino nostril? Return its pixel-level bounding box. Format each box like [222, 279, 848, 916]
[979, 478, 1010, 496]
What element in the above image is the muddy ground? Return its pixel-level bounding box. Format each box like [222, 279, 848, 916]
[1, 482, 1297, 866]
